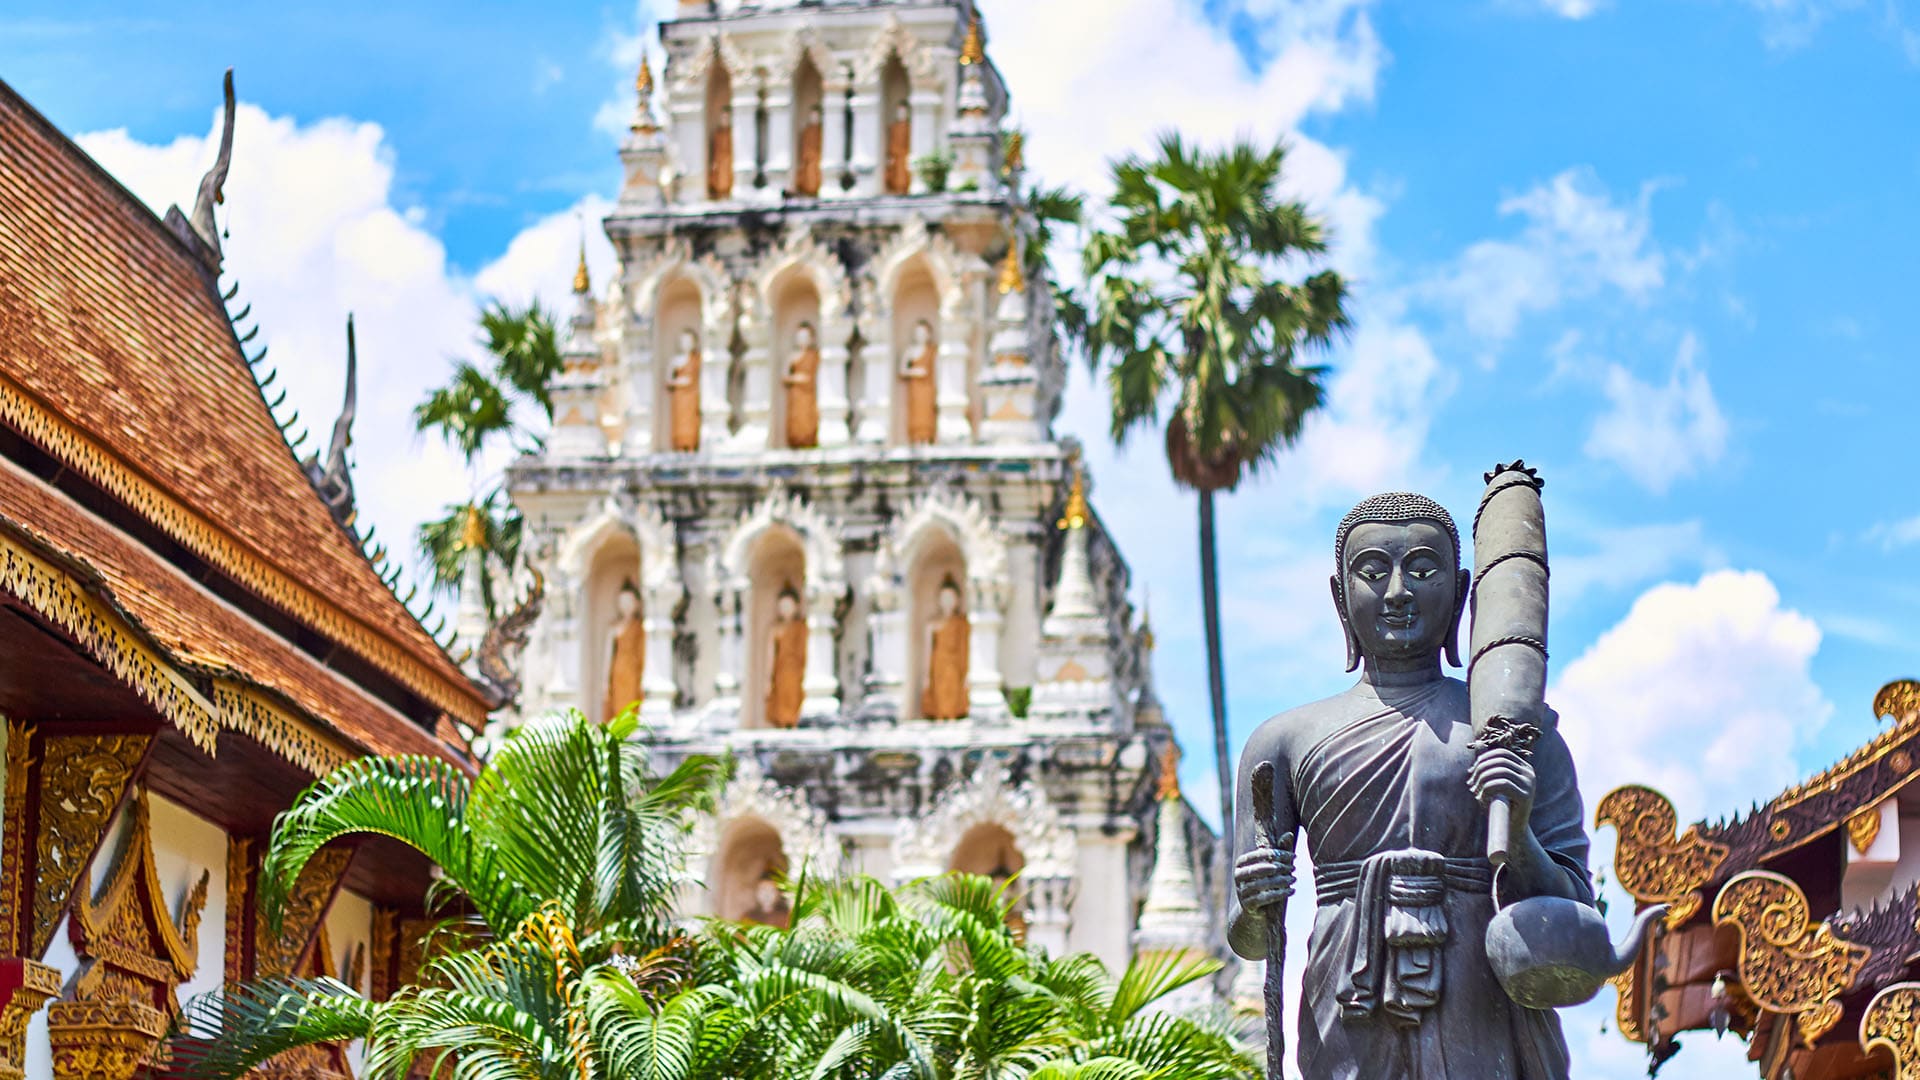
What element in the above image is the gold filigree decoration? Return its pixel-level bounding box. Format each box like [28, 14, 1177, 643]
[0, 958, 61, 1080]
[1597, 785, 1729, 928]
[0, 527, 364, 781]
[368, 906, 396, 1002]
[0, 375, 485, 726]
[255, 846, 353, 979]
[1850, 805, 1886, 855]
[0, 722, 30, 958]
[224, 836, 253, 990]
[1876, 680, 1920, 723]
[0, 537, 218, 751]
[1862, 981, 1920, 1080]
[1610, 966, 1644, 1044]
[1713, 870, 1871, 1048]
[51, 790, 209, 1080]
[27, 732, 152, 958]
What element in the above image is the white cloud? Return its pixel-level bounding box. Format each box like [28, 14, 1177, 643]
[1555, 569, 1828, 827]
[78, 105, 607, 609]
[1424, 167, 1665, 347]
[1584, 332, 1730, 494]
[1865, 514, 1920, 550]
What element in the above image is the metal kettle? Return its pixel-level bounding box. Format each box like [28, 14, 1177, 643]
[1484, 896, 1667, 1009]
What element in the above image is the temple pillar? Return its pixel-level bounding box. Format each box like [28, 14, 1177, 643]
[0, 959, 60, 1080]
[641, 586, 679, 721]
[542, 573, 582, 715]
[699, 334, 732, 452]
[1069, 827, 1137, 975]
[862, 552, 907, 720]
[670, 99, 705, 201]
[908, 87, 941, 192]
[730, 91, 761, 201]
[821, 75, 851, 195]
[622, 316, 656, 455]
[848, 83, 882, 197]
[1024, 875, 1075, 957]
[731, 304, 773, 451]
[817, 334, 852, 446]
[966, 580, 1007, 722]
[802, 588, 840, 720]
[853, 286, 890, 444]
[935, 313, 972, 444]
[709, 583, 744, 729]
[763, 85, 793, 195]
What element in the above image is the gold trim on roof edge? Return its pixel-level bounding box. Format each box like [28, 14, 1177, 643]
[1597, 784, 1728, 928]
[1776, 681, 1920, 813]
[0, 531, 364, 778]
[0, 376, 485, 724]
[1714, 870, 1870, 1050]
[1862, 981, 1920, 1080]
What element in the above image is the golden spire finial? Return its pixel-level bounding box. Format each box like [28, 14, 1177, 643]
[1139, 589, 1155, 652]
[997, 233, 1026, 295]
[572, 236, 591, 296]
[1001, 129, 1024, 177]
[636, 53, 655, 99]
[1156, 743, 1181, 801]
[960, 15, 986, 66]
[1057, 457, 1088, 530]
[459, 503, 488, 551]
[631, 54, 660, 134]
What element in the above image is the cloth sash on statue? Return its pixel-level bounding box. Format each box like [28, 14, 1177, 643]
[1318, 849, 1493, 1029]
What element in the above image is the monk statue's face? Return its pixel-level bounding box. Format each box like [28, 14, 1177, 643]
[777, 592, 799, 620]
[678, 328, 697, 353]
[1337, 519, 1459, 668]
[912, 320, 932, 346]
[616, 589, 640, 619]
[895, 103, 910, 122]
[938, 585, 961, 616]
[795, 323, 815, 349]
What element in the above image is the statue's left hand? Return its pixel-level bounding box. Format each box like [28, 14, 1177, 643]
[1469, 747, 1535, 829]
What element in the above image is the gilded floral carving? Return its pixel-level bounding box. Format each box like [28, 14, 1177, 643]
[1713, 870, 1870, 1048]
[1862, 981, 1920, 1080]
[1849, 805, 1885, 855]
[255, 845, 353, 979]
[0, 958, 61, 1079]
[1597, 784, 1728, 928]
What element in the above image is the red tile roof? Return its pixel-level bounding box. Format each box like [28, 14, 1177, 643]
[0, 78, 489, 728]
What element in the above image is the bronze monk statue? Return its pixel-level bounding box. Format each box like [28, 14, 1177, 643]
[1231, 490, 1613, 1080]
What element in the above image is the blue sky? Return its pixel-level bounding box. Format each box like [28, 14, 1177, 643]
[5, 2, 1918, 1073]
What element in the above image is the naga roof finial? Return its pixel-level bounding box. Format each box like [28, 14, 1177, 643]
[189, 69, 236, 265]
[311, 314, 359, 529]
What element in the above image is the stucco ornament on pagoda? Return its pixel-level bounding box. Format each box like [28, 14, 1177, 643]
[690, 757, 841, 876]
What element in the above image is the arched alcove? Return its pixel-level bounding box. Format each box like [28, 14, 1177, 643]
[582, 529, 642, 724]
[903, 523, 966, 720]
[713, 817, 792, 928]
[653, 276, 704, 451]
[744, 525, 807, 730]
[706, 63, 734, 199]
[890, 260, 940, 446]
[881, 55, 912, 195]
[791, 56, 825, 198]
[951, 822, 1025, 934]
[771, 272, 823, 449]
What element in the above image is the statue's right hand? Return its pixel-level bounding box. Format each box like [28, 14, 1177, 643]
[1235, 844, 1296, 913]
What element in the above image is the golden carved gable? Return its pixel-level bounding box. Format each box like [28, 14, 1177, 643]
[1714, 870, 1871, 1049]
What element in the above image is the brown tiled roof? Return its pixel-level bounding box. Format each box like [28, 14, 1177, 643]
[0, 457, 464, 769]
[0, 79, 489, 726]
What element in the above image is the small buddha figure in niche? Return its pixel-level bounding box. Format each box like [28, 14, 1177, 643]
[885, 102, 912, 195]
[708, 107, 734, 199]
[784, 322, 821, 449]
[765, 585, 807, 729]
[920, 576, 970, 720]
[602, 581, 645, 722]
[794, 104, 824, 197]
[899, 319, 937, 445]
[745, 867, 792, 928]
[666, 327, 701, 452]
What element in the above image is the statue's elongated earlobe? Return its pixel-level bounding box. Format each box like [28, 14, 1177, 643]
[1445, 568, 1470, 668]
[1331, 575, 1361, 673]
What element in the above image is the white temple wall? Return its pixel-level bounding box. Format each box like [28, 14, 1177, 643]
[1069, 830, 1135, 976]
[1002, 537, 1041, 691]
[325, 888, 376, 1076]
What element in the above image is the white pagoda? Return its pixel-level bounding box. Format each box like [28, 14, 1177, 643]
[498, 0, 1220, 978]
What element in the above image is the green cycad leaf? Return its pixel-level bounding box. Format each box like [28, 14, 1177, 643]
[170, 977, 374, 1080]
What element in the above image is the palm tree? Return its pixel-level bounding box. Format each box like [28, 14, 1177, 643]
[170, 708, 723, 1077]
[413, 299, 562, 620]
[1080, 133, 1350, 881]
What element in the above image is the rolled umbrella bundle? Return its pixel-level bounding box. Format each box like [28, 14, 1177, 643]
[1467, 460, 1548, 867]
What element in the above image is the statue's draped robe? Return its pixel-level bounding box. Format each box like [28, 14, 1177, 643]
[1234, 677, 1590, 1080]
[603, 614, 645, 721]
[669, 349, 701, 452]
[886, 116, 912, 194]
[921, 610, 969, 719]
[766, 614, 806, 729]
[709, 123, 733, 199]
[786, 345, 820, 448]
[903, 341, 936, 444]
[795, 120, 824, 196]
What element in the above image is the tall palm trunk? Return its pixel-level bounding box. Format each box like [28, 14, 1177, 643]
[1198, 488, 1233, 894]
